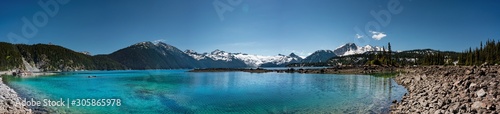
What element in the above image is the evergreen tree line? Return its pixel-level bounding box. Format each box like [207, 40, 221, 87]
[301, 39, 500, 67]
[326, 43, 461, 66]
[373, 40, 497, 66]
[0, 42, 126, 71]
[368, 42, 394, 66]
[460, 39, 500, 65]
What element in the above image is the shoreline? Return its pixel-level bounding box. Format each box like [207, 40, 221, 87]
[192, 66, 500, 113]
[189, 66, 400, 74]
[0, 75, 32, 113]
[391, 66, 500, 113]
[4, 66, 498, 113]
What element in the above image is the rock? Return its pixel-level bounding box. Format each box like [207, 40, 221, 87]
[433, 109, 444, 114]
[466, 69, 474, 74]
[472, 101, 486, 109]
[477, 89, 487, 97]
[7, 100, 13, 106]
[481, 62, 488, 66]
[453, 80, 462, 86]
[469, 83, 477, 90]
[415, 75, 421, 82]
[1, 76, 33, 114]
[449, 103, 460, 113]
[486, 103, 496, 110]
[479, 70, 486, 76]
[391, 66, 500, 113]
[444, 71, 451, 76]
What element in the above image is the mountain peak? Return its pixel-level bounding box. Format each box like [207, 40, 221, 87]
[315, 50, 334, 53]
[332, 43, 382, 56]
[211, 49, 226, 55]
[154, 41, 173, 47]
[134, 41, 153, 46]
[335, 43, 358, 50]
[154, 41, 166, 45]
[289, 53, 302, 59]
[302, 50, 336, 63]
[132, 41, 156, 49]
[185, 49, 197, 54]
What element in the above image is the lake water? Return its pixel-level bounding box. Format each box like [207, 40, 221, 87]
[3, 70, 407, 113]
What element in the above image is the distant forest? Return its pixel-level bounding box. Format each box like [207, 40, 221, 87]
[0, 42, 126, 71]
[459, 39, 500, 65]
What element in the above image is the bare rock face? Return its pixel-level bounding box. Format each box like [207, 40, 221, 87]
[391, 66, 500, 113]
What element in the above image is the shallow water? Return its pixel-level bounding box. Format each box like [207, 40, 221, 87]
[3, 70, 407, 113]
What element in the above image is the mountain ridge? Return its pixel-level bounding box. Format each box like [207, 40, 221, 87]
[1, 41, 459, 71]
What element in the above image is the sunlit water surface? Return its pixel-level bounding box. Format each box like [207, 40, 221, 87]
[3, 70, 407, 113]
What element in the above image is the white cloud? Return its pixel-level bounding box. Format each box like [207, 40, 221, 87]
[355, 34, 364, 39]
[369, 31, 387, 40]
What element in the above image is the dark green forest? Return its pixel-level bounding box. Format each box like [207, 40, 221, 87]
[459, 39, 500, 65]
[0, 42, 126, 71]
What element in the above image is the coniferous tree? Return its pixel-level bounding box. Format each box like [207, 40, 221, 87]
[388, 42, 392, 66]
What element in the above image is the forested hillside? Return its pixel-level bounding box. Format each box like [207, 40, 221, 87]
[0, 42, 126, 71]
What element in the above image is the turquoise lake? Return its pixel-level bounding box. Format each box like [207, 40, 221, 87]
[3, 70, 407, 113]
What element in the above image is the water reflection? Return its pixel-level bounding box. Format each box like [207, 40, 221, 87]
[5, 71, 406, 113]
[185, 72, 406, 113]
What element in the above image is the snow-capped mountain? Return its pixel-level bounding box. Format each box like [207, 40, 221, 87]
[184, 50, 303, 67]
[117, 42, 381, 69]
[302, 50, 336, 63]
[234, 53, 302, 67]
[184, 49, 248, 68]
[301, 43, 382, 63]
[185, 49, 238, 61]
[333, 43, 382, 56]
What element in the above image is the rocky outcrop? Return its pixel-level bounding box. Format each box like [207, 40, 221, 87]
[391, 66, 500, 113]
[0, 76, 32, 113]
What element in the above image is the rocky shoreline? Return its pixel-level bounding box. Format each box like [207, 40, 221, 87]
[0, 76, 32, 113]
[4, 65, 499, 113]
[391, 66, 500, 113]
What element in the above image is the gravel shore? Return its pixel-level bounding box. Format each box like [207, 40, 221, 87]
[391, 66, 500, 113]
[0, 76, 32, 113]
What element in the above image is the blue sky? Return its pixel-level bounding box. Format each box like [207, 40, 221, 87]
[1, 0, 499, 57]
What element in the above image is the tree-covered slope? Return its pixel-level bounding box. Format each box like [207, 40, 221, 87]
[0, 42, 126, 71]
